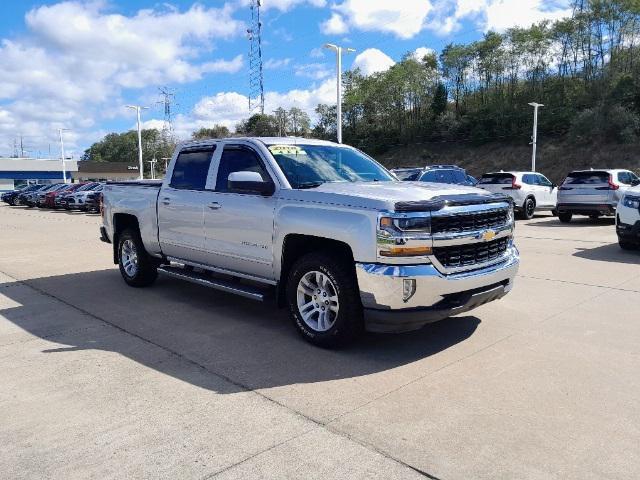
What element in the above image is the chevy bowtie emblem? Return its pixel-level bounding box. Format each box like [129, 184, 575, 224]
[481, 229, 496, 241]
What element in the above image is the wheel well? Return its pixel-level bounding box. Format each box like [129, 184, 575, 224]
[278, 234, 355, 306]
[112, 214, 140, 264]
[524, 195, 536, 208]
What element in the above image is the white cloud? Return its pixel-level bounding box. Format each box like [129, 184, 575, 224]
[320, 13, 348, 35]
[238, 0, 326, 12]
[322, 1, 433, 39]
[294, 63, 333, 80]
[0, 2, 244, 155]
[481, 0, 571, 31]
[411, 47, 436, 62]
[175, 78, 337, 134]
[352, 48, 395, 76]
[264, 58, 292, 69]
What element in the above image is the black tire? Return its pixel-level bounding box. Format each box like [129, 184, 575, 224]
[619, 239, 637, 251]
[118, 229, 158, 287]
[551, 209, 558, 217]
[286, 251, 363, 348]
[558, 212, 572, 223]
[519, 197, 535, 220]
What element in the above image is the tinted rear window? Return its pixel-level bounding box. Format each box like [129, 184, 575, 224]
[563, 172, 609, 184]
[170, 148, 215, 190]
[479, 174, 514, 185]
[420, 169, 467, 184]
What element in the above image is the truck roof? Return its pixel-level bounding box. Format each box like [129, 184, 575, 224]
[180, 136, 339, 149]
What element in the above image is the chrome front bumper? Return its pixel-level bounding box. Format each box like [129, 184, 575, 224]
[355, 246, 519, 333]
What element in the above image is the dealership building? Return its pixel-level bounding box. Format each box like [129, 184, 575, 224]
[0, 157, 78, 192]
[0, 158, 141, 192]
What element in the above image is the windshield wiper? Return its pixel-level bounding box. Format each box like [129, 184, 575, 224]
[296, 181, 325, 189]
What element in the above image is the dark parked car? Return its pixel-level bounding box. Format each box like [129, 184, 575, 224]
[2, 184, 43, 206]
[84, 187, 104, 213]
[34, 183, 66, 207]
[62, 182, 101, 210]
[392, 165, 478, 186]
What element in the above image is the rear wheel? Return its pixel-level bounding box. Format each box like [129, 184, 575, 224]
[558, 212, 572, 223]
[286, 252, 363, 348]
[118, 229, 158, 287]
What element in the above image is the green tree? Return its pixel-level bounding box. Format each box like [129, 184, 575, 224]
[192, 125, 230, 140]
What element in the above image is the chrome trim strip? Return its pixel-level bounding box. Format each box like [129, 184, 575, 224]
[158, 267, 266, 301]
[431, 224, 513, 246]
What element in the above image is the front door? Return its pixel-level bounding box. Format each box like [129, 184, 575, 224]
[157, 146, 216, 263]
[202, 145, 277, 280]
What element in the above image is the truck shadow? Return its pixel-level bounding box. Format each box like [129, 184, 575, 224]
[1, 269, 480, 394]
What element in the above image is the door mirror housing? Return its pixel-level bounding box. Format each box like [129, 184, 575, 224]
[631, 179, 640, 186]
[228, 171, 275, 196]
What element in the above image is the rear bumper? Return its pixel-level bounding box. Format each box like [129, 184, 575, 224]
[557, 202, 616, 216]
[355, 246, 519, 333]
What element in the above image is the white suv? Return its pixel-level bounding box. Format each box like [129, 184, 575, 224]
[556, 169, 639, 223]
[478, 171, 557, 219]
[616, 185, 640, 250]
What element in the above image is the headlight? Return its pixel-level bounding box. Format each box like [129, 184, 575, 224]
[622, 195, 640, 209]
[378, 215, 432, 258]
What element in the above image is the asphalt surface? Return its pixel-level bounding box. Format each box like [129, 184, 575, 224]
[1, 204, 639, 479]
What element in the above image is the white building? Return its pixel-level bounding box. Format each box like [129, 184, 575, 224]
[0, 158, 78, 192]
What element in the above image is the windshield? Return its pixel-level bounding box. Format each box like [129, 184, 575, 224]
[267, 144, 394, 189]
[393, 169, 422, 181]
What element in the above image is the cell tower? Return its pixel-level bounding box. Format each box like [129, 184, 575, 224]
[157, 86, 176, 141]
[247, 0, 264, 114]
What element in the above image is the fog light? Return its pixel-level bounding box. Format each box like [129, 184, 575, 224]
[402, 279, 416, 302]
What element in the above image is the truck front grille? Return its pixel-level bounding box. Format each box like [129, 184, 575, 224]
[431, 208, 509, 235]
[433, 237, 510, 268]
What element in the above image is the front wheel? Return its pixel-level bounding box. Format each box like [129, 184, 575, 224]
[286, 252, 363, 348]
[558, 212, 572, 223]
[118, 229, 158, 287]
[519, 197, 535, 220]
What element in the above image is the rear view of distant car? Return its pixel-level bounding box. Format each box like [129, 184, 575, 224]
[478, 171, 558, 220]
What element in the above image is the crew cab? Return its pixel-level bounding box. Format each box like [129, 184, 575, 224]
[101, 138, 519, 347]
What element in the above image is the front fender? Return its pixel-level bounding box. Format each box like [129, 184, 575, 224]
[273, 202, 378, 278]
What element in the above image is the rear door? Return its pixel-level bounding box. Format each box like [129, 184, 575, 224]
[157, 146, 216, 263]
[559, 171, 612, 204]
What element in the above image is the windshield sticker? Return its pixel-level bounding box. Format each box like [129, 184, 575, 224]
[268, 145, 307, 156]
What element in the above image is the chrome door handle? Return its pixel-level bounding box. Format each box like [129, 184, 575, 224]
[208, 202, 221, 210]
[162, 197, 171, 205]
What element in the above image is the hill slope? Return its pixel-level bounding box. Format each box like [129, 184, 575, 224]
[375, 140, 640, 183]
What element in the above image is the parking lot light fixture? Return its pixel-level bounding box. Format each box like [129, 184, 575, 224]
[126, 105, 148, 180]
[323, 43, 356, 144]
[528, 102, 544, 172]
[58, 128, 70, 183]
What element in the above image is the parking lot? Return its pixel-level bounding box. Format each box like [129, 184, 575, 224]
[1, 203, 639, 479]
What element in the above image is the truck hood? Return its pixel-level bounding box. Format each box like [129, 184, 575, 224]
[279, 181, 503, 212]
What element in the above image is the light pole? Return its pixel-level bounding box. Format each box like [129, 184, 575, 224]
[528, 102, 544, 172]
[58, 128, 70, 183]
[324, 43, 355, 144]
[126, 105, 148, 180]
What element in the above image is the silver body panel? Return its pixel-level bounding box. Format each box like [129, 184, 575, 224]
[102, 137, 520, 330]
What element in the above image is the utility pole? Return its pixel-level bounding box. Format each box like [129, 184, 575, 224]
[528, 102, 544, 172]
[126, 105, 148, 180]
[324, 44, 355, 144]
[58, 128, 69, 183]
[248, 0, 265, 113]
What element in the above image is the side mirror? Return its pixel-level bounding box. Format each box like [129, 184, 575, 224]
[228, 171, 275, 196]
[631, 179, 640, 186]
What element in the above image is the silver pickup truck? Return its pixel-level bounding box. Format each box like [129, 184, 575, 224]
[100, 137, 519, 347]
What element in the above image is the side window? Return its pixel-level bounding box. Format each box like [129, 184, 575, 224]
[170, 149, 214, 190]
[522, 174, 536, 185]
[537, 175, 552, 187]
[216, 147, 270, 193]
[420, 171, 437, 182]
[618, 172, 631, 185]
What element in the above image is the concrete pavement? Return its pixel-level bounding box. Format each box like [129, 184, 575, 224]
[1, 205, 638, 479]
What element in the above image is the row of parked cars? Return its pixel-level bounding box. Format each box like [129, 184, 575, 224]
[1, 182, 104, 212]
[391, 165, 640, 250]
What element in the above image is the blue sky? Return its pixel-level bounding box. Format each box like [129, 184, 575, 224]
[0, 0, 571, 157]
